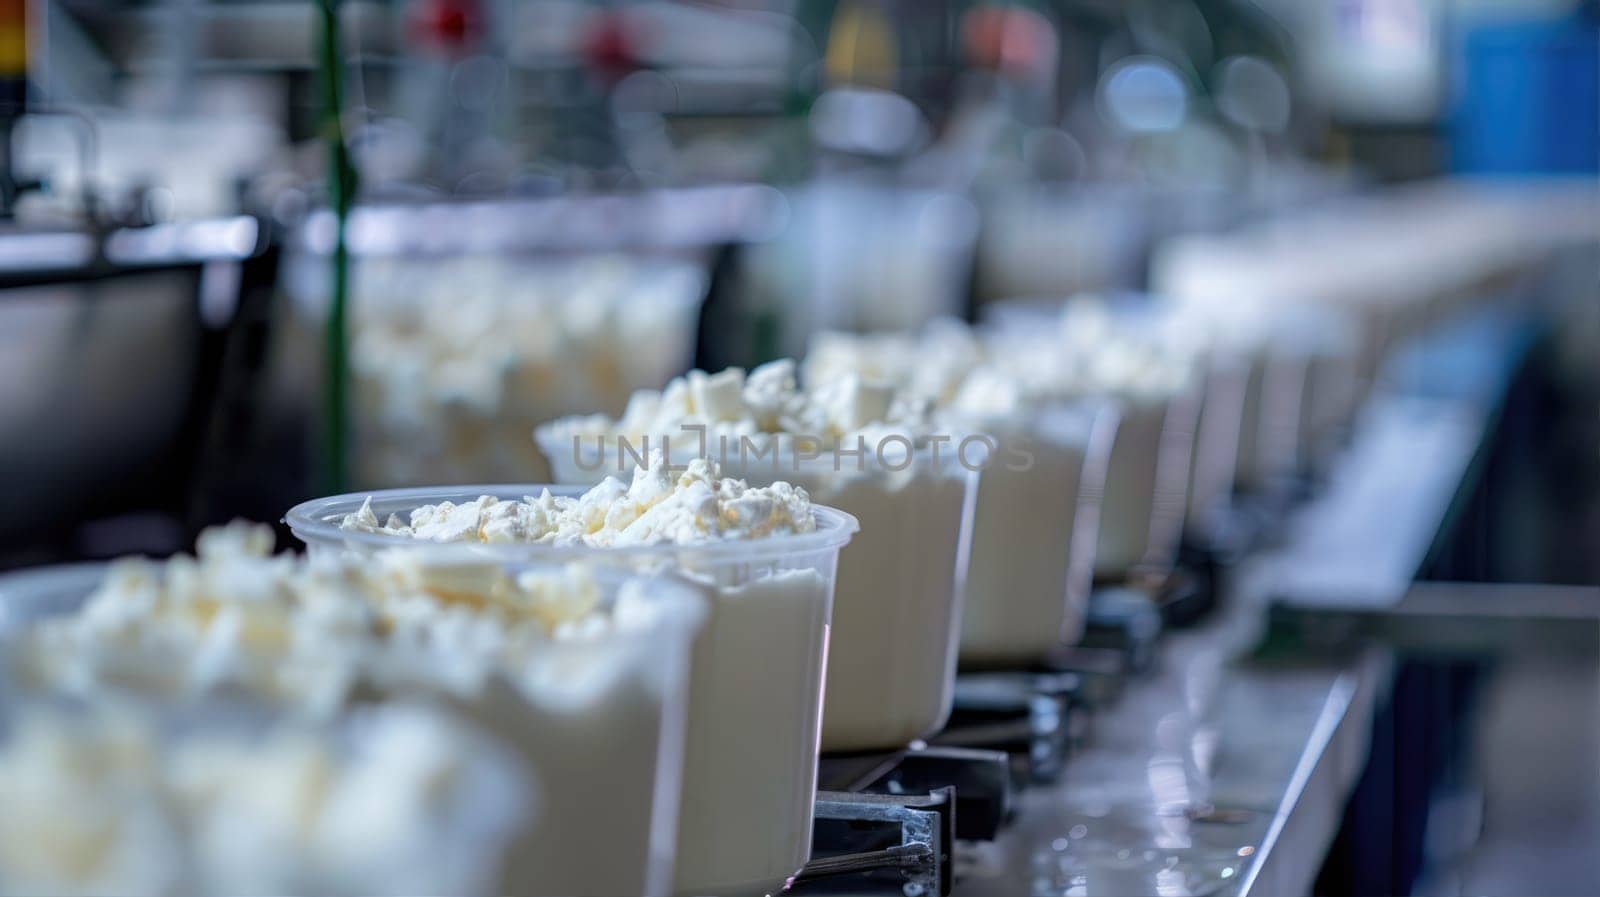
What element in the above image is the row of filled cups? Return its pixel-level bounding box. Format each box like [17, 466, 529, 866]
[0, 294, 1367, 896]
[0, 459, 855, 894]
[320, 294, 1367, 891]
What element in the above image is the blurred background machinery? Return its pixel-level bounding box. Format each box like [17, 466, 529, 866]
[0, 3, 1594, 890]
[7, 0, 1591, 541]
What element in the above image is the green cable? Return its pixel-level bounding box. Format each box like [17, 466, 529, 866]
[318, 0, 355, 493]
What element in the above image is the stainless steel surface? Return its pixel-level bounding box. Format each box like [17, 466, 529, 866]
[1277, 582, 1600, 658]
[0, 216, 265, 541]
[0, 270, 200, 537]
[291, 185, 785, 257]
[954, 555, 1389, 897]
[953, 376, 1510, 896]
[1269, 396, 1484, 611]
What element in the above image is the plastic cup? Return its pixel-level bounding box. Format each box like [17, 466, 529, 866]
[287, 489, 857, 897]
[744, 451, 976, 753]
[1094, 385, 1202, 580]
[0, 696, 528, 897]
[981, 294, 1208, 578]
[1184, 355, 1249, 537]
[534, 431, 980, 753]
[0, 555, 706, 897]
[279, 249, 708, 489]
[956, 401, 1119, 666]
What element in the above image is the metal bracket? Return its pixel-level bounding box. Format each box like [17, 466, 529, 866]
[1078, 586, 1163, 674]
[794, 788, 954, 896]
[936, 672, 1081, 784]
[871, 746, 1011, 840]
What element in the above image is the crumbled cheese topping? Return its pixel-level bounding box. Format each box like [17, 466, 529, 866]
[804, 319, 983, 407]
[14, 521, 666, 707]
[341, 451, 818, 547]
[541, 359, 934, 453]
[0, 704, 522, 897]
[800, 301, 1196, 418]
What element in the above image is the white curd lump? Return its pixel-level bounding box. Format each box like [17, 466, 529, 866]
[7, 522, 700, 897]
[0, 703, 524, 897]
[538, 369, 976, 753]
[334, 455, 844, 897]
[337, 254, 703, 486]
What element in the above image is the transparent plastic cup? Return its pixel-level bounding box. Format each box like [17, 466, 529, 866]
[1235, 346, 1311, 495]
[1278, 306, 1362, 477]
[1185, 355, 1249, 537]
[534, 432, 979, 753]
[981, 295, 1208, 576]
[287, 490, 857, 897]
[0, 555, 706, 897]
[0, 697, 529, 897]
[746, 452, 976, 753]
[279, 248, 709, 489]
[955, 402, 1119, 666]
[1095, 385, 1202, 580]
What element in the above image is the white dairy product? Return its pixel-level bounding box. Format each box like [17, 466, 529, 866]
[1155, 300, 1346, 494]
[0, 703, 525, 897]
[1184, 356, 1249, 535]
[1151, 181, 1600, 395]
[340, 455, 817, 550]
[1090, 389, 1198, 577]
[537, 360, 937, 479]
[671, 567, 831, 896]
[800, 307, 1202, 658]
[806, 333, 1115, 661]
[804, 319, 983, 407]
[1001, 311, 1201, 578]
[333, 254, 704, 486]
[7, 524, 701, 897]
[787, 462, 973, 749]
[954, 405, 1114, 665]
[538, 372, 977, 753]
[299, 471, 855, 897]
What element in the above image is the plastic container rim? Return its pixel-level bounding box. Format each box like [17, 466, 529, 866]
[286, 485, 860, 560]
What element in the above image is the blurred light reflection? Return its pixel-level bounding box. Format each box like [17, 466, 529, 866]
[1099, 56, 1189, 133]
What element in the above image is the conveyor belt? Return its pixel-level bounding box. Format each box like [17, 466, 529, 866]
[956, 386, 1502, 895]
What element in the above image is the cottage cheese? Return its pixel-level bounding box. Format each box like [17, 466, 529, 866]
[977, 319, 1199, 580]
[331, 460, 843, 896]
[539, 359, 935, 480]
[341, 452, 817, 548]
[670, 567, 833, 895]
[343, 254, 704, 486]
[7, 524, 699, 897]
[0, 703, 524, 897]
[800, 306, 1205, 664]
[539, 372, 975, 755]
[804, 319, 983, 407]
